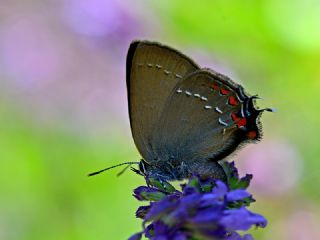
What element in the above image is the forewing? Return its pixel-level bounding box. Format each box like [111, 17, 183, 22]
[126, 41, 199, 161]
[151, 69, 262, 163]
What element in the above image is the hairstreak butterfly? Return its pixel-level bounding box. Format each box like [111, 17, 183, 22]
[89, 41, 272, 182]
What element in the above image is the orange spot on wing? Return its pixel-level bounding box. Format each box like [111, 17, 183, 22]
[228, 96, 238, 106]
[220, 88, 230, 95]
[237, 118, 247, 127]
[247, 131, 257, 139]
[231, 112, 240, 121]
[232, 112, 247, 128]
[210, 83, 219, 90]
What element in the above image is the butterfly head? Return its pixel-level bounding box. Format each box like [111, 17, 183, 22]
[130, 159, 181, 182]
[130, 159, 148, 176]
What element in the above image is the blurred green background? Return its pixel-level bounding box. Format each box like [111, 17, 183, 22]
[1, 0, 319, 239]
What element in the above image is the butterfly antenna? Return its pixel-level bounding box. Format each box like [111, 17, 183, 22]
[88, 162, 139, 177]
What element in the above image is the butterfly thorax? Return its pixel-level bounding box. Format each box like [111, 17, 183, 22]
[139, 159, 227, 182]
[139, 159, 188, 181]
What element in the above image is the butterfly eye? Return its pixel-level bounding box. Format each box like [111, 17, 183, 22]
[139, 160, 147, 174]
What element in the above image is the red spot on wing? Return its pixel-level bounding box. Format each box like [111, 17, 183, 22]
[231, 112, 240, 121]
[228, 96, 238, 106]
[220, 88, 230, 95]
[210, 83, 219, 90]
[237, 118, 247, 127]
[247, 131, 257, 139]
[231, 112, 247, 127]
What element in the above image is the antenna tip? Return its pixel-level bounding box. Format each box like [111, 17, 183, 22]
[87, 171, 99, 177]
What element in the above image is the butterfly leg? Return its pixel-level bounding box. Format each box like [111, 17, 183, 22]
[147, 174, 176, 193]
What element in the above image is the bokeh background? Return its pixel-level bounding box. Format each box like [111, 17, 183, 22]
[1, 0, 319, 239]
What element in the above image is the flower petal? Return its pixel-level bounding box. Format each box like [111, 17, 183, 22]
[211, 180, 228, 197]
[220, 207, 268, 231]
[226, 232, 254, 240]
[136, 205, 151, 219]
[128, 232, 142, 240]
[144, 195, 179, 222]
[226, 189, 251, 202]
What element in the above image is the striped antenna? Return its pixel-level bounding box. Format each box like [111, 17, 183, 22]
[88, 162, 139, 177]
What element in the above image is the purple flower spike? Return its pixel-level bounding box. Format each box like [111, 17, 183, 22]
[128, 161, 267, 240]
[144, 195, 179, 222]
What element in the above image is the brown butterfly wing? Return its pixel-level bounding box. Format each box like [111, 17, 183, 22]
[126, 41, 199, 161]
[151, 69, 262, 164]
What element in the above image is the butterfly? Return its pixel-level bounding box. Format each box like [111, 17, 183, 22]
[89, 41, 272, 182]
